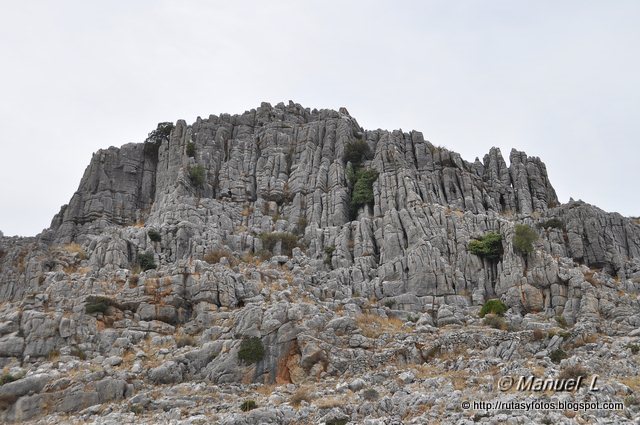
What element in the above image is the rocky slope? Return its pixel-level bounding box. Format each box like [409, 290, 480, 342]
[0, 101, 639, 424]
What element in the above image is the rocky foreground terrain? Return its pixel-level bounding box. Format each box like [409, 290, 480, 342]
[1, 101, 640, 424]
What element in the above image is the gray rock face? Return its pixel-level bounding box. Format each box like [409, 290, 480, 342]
[0, 101, 638, 423]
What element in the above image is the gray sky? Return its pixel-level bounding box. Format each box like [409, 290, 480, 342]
[1, 1, 639, 236]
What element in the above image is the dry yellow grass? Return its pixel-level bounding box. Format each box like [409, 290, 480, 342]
[290, 386, 314, 407]
[356, 313, 407, 338]
[314, 396, 345, 409]
[64, 243, 87, 260]
[255, 384, 278, 396]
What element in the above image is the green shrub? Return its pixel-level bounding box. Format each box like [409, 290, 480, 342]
[555, 315, 568, 328]
[188, 165, 206, 188]
[549, 348, 567, 364]
[138, 252, 156, 271]
[0, 373, 17, 385]
[259, 232, 299, 256]
[85, 295, 115, 315]
[479, 299, 508, 317]
[537, 218, 564, 230]
[513, 224, 538, 255]
[147, 229, 162, 242]
[324, 245, 336, 265]
[240, 400, 257, 412]
[238, 337, 265, 364]
[350, 168, 378, 217]
[145, 122, 174, 143]
[343, 139, 372, 165]
[627, 344, 640, 354]
[468, 232, 503, 260]
[326, 419, 349, 425]
[186, 141, 196, 157]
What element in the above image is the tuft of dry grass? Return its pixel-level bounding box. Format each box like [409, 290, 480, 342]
[356, 313, 407, 338]
[204, 249, 238, 267]
[315, 396, 345, 409]
[290, 386, 314, 407]
[64, 243, 87, 260]
[583, 270, 601, 286]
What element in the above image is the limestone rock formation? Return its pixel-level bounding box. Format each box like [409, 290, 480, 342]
[0, 101, 639, 423]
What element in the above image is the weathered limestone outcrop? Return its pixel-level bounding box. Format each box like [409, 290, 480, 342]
[0, 101, 638, 423]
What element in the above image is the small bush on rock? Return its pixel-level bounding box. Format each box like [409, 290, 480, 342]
[85, 296, 115, 315]
[138, 252, 156, 271]
[513, 224, 538, 255]
[537, 218, 564, 230]
[240, 400, 257, 412]
[147, 229, 162, 242]
[550, 348, 568, 364]
[343, 139, 372, 165]
[186, 141, 196, 157]
[188, 165, 205, 188]
[479, 299, 508, 317]
[259, 232, 299, 256]
[0, 373, 17, 385]
[468, 232, 503, 260]
[238, 337, 265, 364]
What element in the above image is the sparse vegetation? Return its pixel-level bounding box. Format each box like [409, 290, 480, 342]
[186, 141, 196, 157]
[555, 315, 568, 328]
[538, 218, 564, 230]
[468, 232, 503, 260]
[138, 252, 156, 271]
[362, 388, 379, 401]
[356, 313, 407, 338]
[145, 122, 174, 143]
[85, 295, 116, 315]
[188, 165, 206, 188]
[325, 419, 349, 425]
[0, 373, 18, 385]
[483, 314, 508, 330]
[70, 347, 87, 360]
[204, 249, 238, 266]
[627, 343, 640, 354]
[558, 364, 587, 381]
[290, 386, 313, 406]
[550, 348, 568, 364]
[147, 229, 162, 242]
[64, 243, 87, 260]
[343, 139, 372, 165]
[176, 335, 196, 348]
[237, 337, 265, 364]
[513, 224, 538, 255]
[240, 399, 257, 412]
[295, 216, 308, 235]
[479, 299, 508, 317]
[324, 245, 336, 265]
[259, 232, 299, 256]
[532, 329, 546, 341]
[350, 167, 378, 218]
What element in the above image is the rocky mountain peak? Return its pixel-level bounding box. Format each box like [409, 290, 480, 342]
[0, 102, 638, 423]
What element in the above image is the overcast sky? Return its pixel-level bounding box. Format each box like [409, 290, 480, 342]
[1, 1, 638, 236]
